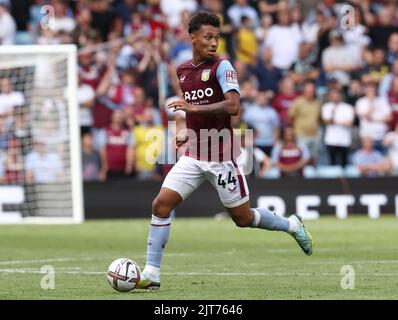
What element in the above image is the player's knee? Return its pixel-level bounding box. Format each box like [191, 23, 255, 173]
[152, 197, 172, 219]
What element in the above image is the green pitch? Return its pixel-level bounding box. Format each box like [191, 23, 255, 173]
[0, 216, 397, 300]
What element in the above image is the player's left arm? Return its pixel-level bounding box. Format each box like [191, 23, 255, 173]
[168, 60, 241, 116]
[168, 91, 240, 115]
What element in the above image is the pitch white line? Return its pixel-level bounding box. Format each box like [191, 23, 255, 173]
[0, 258, 85, 265]
[0, 253, 197, 266]
[1, 268, 398, 277]
[309, 260, 398, 265]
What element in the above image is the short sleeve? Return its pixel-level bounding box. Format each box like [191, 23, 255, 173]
[127, 132, 135, 147]
[299, 142, 311, 162]
[270, 109, 280, 128]
[97, 129, 107, 149]
[216, 60, 240, 95]
[270, 143, 282, 164]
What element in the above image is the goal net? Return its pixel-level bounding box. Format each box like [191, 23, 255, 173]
[0, 45, 83, 224]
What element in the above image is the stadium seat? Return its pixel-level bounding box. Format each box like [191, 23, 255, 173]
[263, 167, 281, 179]
[303, 165, 317, 178]
[344, 165, 361, 178]
[14, 32, 33, 45]
[315, 165, 344, 178]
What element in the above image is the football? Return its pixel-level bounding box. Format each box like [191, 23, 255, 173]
[106, 258, 141, 292]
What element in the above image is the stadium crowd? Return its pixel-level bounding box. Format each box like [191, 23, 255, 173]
[0, 0, 398, 182]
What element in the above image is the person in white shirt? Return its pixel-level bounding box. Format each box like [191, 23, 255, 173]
[355, 81, 392, 153]
[322, 29, 359, 86]
[263, 9, 303, 71]
[383, 123, 398, 174]
[322, 88, 355, 167]
[25, 142, 64, 183]
[227, 0, 259, 29]
[0, 2, 16, 45]
[160, 0, 197, 29]
[77, 76, 96, 134]
[0, 78, 25, 128]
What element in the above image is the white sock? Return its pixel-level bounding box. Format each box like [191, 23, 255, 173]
[251, 208, 261, 227]
[287, 216, 299, 234]
[143, 265, 160, 279]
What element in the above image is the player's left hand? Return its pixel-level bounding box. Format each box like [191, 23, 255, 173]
[167, 99, 196, 113]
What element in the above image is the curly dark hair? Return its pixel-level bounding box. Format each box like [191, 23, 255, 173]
[188, 12, 221, 34]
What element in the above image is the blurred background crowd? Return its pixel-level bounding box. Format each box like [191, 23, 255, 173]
[1, 0, 398, 182]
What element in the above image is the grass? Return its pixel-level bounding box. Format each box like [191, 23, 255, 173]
[0, 216, 398, 300]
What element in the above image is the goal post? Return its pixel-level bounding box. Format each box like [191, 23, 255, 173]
[0, 45, 84, 224]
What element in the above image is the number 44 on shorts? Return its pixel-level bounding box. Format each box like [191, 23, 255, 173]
[217, 171, 237, 191]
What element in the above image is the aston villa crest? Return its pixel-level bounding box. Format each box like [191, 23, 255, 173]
[201, 69, 211, 81]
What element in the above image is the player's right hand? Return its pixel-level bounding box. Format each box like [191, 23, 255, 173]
[174, 135, 188, 150]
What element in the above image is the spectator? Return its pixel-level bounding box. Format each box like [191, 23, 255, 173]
[88, 0, 123, 41]
[301, 7, 324, 45]
[383, 122, 398, 175]
[242, 90, 279, 156]
[322, 29, 360, 87]
[368, 6, 398, 51]
[25, 142, 64, 183]
[386, 32, 398, 67]
[304, 0, 340, 26]
[78, 74, 96, 135]
[160, 0, 197, 29]
[132, 107, 164, 180]
[272, 76, 298, 129]
[270, 126, 310, 177]
[82, 131, 104, 182]
[227, 0, 259, 29]
[289, 42, 319, 91]
[254, 13, 273, 44]
[94, 52, 122, 145]
[37, 27, 60, 45]
[288, 80, 321, 163]
[0, 0, 16, 45]
[0, 78, 25, 122]
[233, 59, 251, 83]
[169, 23, 193, 67]
[98, 109, 135, 179]
[137, 41, 162, 105]
[248, 47, 282, 93]
[48, 0, 76, 34]
[387, 77, 398, 130]
[346, 78, 363, 107]
[356, 81, 392, 153]
[360, 47, 389, 85]
[9, 0, 32, 44]
[205, 0, 234, 59]
[0, 116, 9, 152]
[72, 7, 100, 48]
[11, 105, 32, 156]
[379, 59, 398, 98]
[235, 16, 257, 65]
[352, 136, 390, 177]
[322, 88, 355, 167]
[258, 0, 289, 21]
[263, 9, 303, 71]
[3, 138, 24, 184]
[341, 6, 371, 63]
